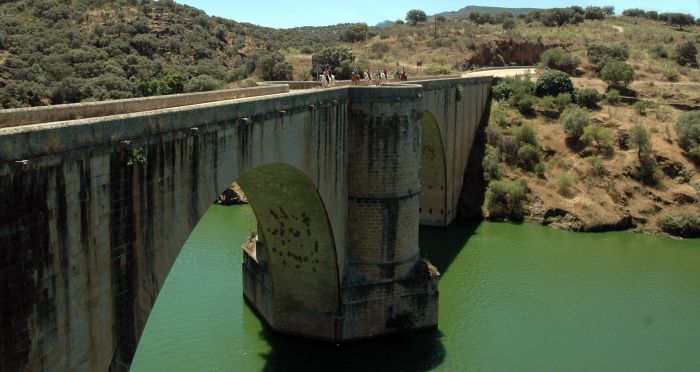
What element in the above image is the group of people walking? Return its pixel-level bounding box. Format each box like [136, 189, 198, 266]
[345, 66, 408, 86]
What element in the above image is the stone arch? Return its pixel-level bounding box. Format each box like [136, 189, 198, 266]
[236, 163, 340, 340]
[420, 111, 448, 226]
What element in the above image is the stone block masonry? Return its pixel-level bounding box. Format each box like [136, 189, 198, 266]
[0, 77, 491, 370]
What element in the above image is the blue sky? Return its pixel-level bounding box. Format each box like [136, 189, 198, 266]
[177, 0, 700, 28]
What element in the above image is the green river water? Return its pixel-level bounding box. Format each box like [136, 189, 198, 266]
[131, 205, 700, 371]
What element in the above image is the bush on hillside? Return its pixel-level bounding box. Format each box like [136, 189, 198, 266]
[601, 61, 635, 88]
[650, 45, 669, 59]
[515, 94, 537, 116]
[483, 145, 502, 181]
[483, 180, 528, 221]
[554, 93, 573, 112]
[673, 41, 698, 67]
[540, 47, 579, 74]
[311, 46, 355, 79]
[658, 214, 700, 238]
[664, 13, 696, 30]
[633, 100, 655, 116]
[576, 88, 602, 108]
[184, 75, 220, 93]
[675, 111, 700, 160]
[502, 18, 516, 30]
[516, 143, 541, 171]
[534, 70, 575, 97]
[492, 81, 513, 101]
[339, 24, 369, 43]
[406, 9, 427, 25]
[587, 43, 629, 70]
[584, 6, 606, 20]
[516, 124, 539, 147]
[606, 89, 621, 105]
[580, 124, 614, 152]
[562, 107, 590, 138]
[556, 172, 575, 196]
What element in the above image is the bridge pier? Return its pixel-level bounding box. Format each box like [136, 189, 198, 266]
[241, 86, 439, 342]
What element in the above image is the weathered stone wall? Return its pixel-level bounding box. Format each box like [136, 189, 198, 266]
[418, 77, 492, 226]
[0, 77, 492, 370]
[342, 86, 439, 339]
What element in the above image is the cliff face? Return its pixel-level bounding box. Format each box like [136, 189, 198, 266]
[463, 40, 554, 68]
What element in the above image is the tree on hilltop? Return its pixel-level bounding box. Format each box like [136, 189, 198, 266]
[406, 9, 427, 25]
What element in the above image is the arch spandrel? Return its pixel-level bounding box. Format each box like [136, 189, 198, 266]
[237, 163, 340, 339]
[420, 111, 448, 226]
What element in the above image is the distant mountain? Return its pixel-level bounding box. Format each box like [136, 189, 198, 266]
[434, 5, 541, 19]
[376, 20, 395, 28]
[376, 5, 542, 26]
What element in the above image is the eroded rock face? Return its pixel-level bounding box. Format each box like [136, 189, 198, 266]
[461, 39, 554, 68]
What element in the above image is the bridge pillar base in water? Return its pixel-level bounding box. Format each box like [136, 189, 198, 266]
[242, 246, 439, 342]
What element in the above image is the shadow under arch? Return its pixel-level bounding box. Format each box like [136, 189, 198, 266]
[257, 319, 446, 371]
[420, 111, 448, 226]
[236, 163, 341, 341]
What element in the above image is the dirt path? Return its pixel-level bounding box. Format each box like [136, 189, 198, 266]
[462, 67, 537, 78]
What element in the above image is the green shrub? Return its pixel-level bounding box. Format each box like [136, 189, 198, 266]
[675, 111, 700, 159]
[497, 76, 535, 101]
[673, 41, 698, 66]
[633, 100, 655, 116]
[554, 93, 573, 112]
[534, 163, 546, 178]
[483, 145, 502, 181]
[490, 102, 508, 127]
[492, 81, 514, 101]
[502, 18, 516, 30]
[580, 125, 614, 151]
[0, 81, 47, 107]
[658, 214, 700, 238]
[606, 89, 621, 105]
[485, 126, 502, 146]
[587, 43, 629, 70]
[425, 65, 451, 75]
[516, 94, 536, 116]
[484, 180, 528, 220]
[663, 69, 680, 82]
[576, 88, 602, 108]
[556, 172, 575, 196]
[517, 143, 541, 171]
[534, 70, 575, 97]
[500, 136, 520, 165]
[650, 45, 669, 59]
[601, 61, 635, 88]
[540, 47, 579, 74]
[184, 75, 221, 92]
[405, 9, 428, 25]
[585, 156, 606, 176]
[339, 23, 369, 42]
[562, 107, 590, 138]
[516, 125, 538, 146]
[311, 46, 355, 79]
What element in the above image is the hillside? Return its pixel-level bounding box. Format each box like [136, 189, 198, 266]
[0, 0, 354, 108]
[435, 5, 541, 19]
[332, 9, 699, 237]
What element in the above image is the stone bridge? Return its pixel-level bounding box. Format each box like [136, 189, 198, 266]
[0, 77, 492, 371]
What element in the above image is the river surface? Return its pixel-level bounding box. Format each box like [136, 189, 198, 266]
[131, 205, 700, 371]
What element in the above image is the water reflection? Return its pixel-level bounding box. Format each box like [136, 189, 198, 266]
[255, 315, 445, 371]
